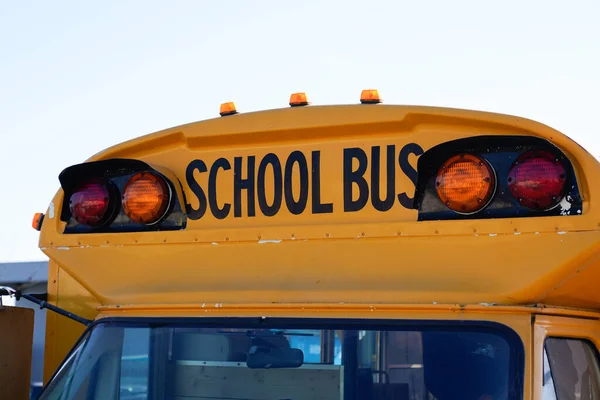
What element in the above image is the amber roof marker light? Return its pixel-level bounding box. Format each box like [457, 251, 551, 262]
[289, 92, 309, 107]
[435, 154, 496, 214]
[360, 89, 382, 104]
[219, 102, 238, 117]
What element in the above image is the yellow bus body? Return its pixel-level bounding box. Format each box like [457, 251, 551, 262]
[36, 103, 600, 397]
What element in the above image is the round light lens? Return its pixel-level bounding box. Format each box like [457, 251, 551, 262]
[435, 154, 495, 214]
[122, 172, 171, 224]
[508, 150, 566, 210]
[69, 180, 111, 226]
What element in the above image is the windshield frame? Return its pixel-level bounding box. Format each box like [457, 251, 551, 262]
[39, 316, 526, 400]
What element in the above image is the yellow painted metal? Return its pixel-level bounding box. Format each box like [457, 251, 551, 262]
[93, 303, 600, 320]
[0, 306, 34, 399]
[43, 259, 100, 384]
[38, 232, 600, 308]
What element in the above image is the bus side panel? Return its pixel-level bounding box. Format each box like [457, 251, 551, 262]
[43, 260, 100, 384]
[540, 241, 600, 309]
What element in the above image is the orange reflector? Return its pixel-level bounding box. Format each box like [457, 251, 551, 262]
[289, 92, 309, 107]
[360, 89, 381, 104]
[219, 102, 238, 116]
[32, 213, 44, 231]
[435, 154, 495, 214]
[122, 172, 171, 224]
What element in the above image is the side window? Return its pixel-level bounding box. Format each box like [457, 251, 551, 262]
[119, 328, 151, 399]
[544, 338, 600, 400]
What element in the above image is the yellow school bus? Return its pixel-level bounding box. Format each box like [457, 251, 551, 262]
[27, 90, 600, 399]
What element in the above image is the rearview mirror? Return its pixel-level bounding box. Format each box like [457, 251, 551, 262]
[246, 345, 304, 369]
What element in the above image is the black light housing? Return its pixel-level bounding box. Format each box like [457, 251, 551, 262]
[59, 159, 186, 234]
[413, 136, 582, 221]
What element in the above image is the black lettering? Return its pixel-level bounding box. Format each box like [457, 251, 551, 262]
[234, 156, 256, 217]
[185, 160, 208, 220]
[397, 143, 424, 209]
[208, 158, 231, 219]
[284, 151, 309, 215]
[257, 153, 283, 216]
[311, 151, 333, 214]
[371, 145, 396, 212]
[343, 148, 369, 212]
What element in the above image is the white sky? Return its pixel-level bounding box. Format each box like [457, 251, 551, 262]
[1, 0, 599, 262]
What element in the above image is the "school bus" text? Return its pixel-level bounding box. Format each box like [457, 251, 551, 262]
[185, 143, 424, 220]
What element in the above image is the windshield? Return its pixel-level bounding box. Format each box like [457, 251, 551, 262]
[39, 318, 523, 400]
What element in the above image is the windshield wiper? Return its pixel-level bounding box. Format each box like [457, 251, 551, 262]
[0, 287, 92, 326]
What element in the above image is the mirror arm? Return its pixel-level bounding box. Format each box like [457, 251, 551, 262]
[0, 288, 92, 326]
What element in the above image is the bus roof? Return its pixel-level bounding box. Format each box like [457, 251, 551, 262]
[37, 103, 600, 312]
[89, 104, 587, 162]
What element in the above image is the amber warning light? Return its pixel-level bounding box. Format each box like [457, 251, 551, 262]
[122, 172, 171, 225]
[435, 154, 495, 214]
